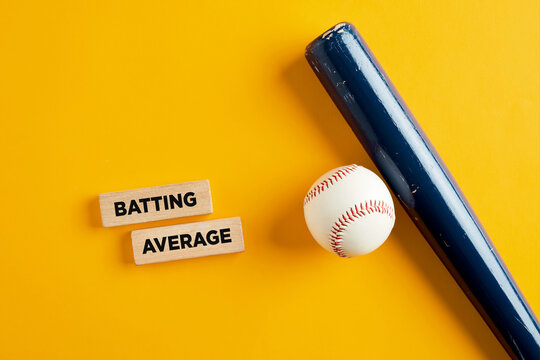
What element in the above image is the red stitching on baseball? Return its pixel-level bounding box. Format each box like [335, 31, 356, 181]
[304, 164, 360, 206]
[328, 200, 394, 258]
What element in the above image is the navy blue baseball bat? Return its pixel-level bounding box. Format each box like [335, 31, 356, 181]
[305, 22, 539, 359]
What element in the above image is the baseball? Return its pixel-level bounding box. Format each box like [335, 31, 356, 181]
[303, 164, 395, 257]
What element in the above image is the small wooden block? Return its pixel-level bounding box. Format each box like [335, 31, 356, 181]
[99, 180, 212, 227]
[131, 217, 244, 265]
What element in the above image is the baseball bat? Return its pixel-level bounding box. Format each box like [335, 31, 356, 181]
[305, 22, 539, 359]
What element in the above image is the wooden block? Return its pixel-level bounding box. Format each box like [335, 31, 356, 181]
[131, 217, 244, 265]
[99, 180, 212, 227]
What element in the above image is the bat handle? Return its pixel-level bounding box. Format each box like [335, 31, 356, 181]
[305, 22, 540, 359]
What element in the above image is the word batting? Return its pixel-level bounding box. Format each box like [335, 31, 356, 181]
[99, 180, 212, 227]
[132, 217, 244, 265]
[114, 192, 197, 216]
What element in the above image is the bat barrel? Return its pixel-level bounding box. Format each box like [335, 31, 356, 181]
[305, 22, 540, 359]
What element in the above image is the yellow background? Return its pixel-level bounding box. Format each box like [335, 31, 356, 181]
[0, 1, 538, 359]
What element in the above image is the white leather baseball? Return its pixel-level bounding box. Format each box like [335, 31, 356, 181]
[303, 164, 395, 257]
